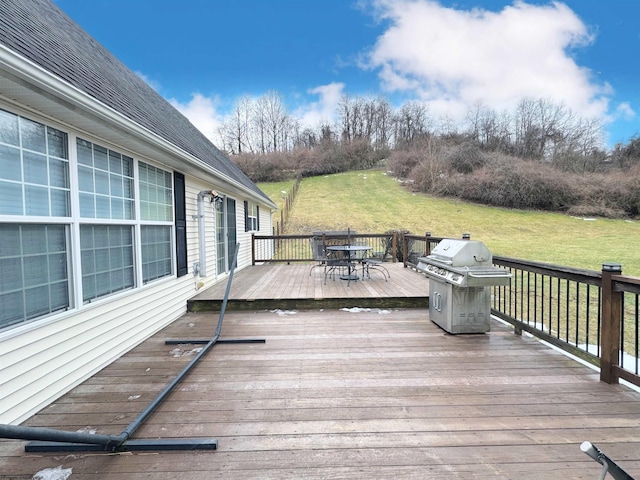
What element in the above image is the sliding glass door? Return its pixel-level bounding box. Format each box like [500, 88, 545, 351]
[215, 196, 236, 274]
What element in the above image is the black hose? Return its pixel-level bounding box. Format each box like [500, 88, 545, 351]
[120, 243, 240, 446]
[0, 424, 124, 449]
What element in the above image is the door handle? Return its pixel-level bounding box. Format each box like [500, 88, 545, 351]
[433, 292, 442, 312]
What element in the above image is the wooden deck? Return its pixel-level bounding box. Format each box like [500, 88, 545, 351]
[2, 265, 640, 478]
[189, 262, 429, 311]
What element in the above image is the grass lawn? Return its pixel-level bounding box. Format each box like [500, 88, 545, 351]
[260, 169, 640, 276]
[256, 179, 297, 211]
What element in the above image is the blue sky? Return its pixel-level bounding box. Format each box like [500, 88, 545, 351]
[53, 0, 640, 149]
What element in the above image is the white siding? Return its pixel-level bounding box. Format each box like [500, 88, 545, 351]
[236, 205, 252, 268]
[185, 178, 218, 288]
[0, 274, 194, 424]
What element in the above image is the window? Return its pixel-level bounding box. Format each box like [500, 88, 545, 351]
[0, 109, 71, 329]
[77, 139, 137, 302]
[139, 162, 172, 221]
[0, 108, 177, 327]
[77, 138, 134, 219]
[0, 224, 69, 328]
[244, 201, 259, 232]
[141, 225, 172, 283]
[139, 162, 173, 283]
[0, 109, 70, 217]
[80, 225, 134, 302]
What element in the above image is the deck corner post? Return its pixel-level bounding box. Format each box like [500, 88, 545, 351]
[392, 232, 398, 263]
[600, 262, 623, 384]
[402, 233, 408, 268]
[251, 234, 256, 265]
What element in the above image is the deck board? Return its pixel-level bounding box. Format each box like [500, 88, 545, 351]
[2, 266, 640, 479]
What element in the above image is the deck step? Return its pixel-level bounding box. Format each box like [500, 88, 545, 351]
[188, 296, 428, 312]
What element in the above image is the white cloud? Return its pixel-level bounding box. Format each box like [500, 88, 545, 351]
[294, 82, 346, 128]
[169, 93, 223, 142]
[365, 0, 610, 123]
[615, 102, 636, 121]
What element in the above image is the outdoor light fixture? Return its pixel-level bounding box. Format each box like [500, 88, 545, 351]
[200, 189, 223, 204]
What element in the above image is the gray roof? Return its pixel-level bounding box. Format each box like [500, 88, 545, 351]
[0, 0, 270, 203]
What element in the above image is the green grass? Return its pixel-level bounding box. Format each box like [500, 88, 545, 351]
[260, 169, 640, 276]
[257, 179, 297, 213]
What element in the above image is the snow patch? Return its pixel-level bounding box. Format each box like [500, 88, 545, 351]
[75, 426, 96, 434]
[169, 347, 203, 357]
[340, 307, 392, 314]
[33, 466, 72, 480]
[270, 309, 298, 316]
[128, 395, 141, 401]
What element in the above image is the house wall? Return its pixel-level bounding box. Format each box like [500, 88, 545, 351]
[0, 104, 272, 424]
[0, 271, 194, 424]
[184, 176, 270, 289]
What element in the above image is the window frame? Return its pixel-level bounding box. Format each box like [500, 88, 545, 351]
[0, 106, 178, 331]
[244, 200, 259, 232]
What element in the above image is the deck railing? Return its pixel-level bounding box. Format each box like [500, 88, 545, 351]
[401, 233, 640, 389]
[252, 232, 400, 265]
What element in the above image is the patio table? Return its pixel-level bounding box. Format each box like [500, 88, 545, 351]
[326, 244, 371, 281]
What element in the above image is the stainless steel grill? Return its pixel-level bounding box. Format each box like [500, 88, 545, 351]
[416, 239, 511, 334]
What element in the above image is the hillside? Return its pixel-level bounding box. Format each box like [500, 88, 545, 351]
[259, 169, 640, 276]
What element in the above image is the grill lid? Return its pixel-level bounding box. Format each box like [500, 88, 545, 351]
[427, 239, 492, 267]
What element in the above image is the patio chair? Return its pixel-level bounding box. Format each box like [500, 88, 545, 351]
[361, 238, 391, 281]
[323, 241, 355, 285]
[309, 234, 327, 276]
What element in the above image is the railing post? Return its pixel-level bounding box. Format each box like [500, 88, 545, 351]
[402, 233, 408, 267]
[600, 263, 623, 384]
[425, 232, 431, 256]
[391, 232, 397, 263]
[251, 234, 256, 266]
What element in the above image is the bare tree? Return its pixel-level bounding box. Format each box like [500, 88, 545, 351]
[394, 101, 431, 148]
[373, 96, 393, 151]
[219, 95, 255, 154]
[254, 90, 290, 153]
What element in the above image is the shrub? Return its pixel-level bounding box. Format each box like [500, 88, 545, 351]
[387, 149, 420, 179]
[232, 152, 294, 183]
[389, 136, 446, 193]
[568, 170, 640, 218]
[616, 166, 640, 216]
[383, 229, 411, 262]
[441, 156, 578, 211]
[447, 141, 486, 174]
